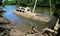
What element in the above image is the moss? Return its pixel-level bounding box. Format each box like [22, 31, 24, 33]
[3, 20, 9, 24]
[0, 19, 10, 25]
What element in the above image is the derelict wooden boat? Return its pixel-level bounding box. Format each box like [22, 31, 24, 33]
[13, 8, 58, 31]
[13, 7, 51, 23]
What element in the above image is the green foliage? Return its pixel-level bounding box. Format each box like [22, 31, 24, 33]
[0, 0, 3, 17]
[53, 0, 60, 17]
[4, 0, 50, 7]
[0, 0, 3, 6]
[16, 0, 35, 7]
[18, 0, 50, 7]
[53, 10, 60, 18]
[3, 0, 60, 16]
[4, 0, 16, 5]
[3, 0, 60, 7]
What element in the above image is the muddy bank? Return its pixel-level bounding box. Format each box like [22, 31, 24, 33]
[0, 24, 56, 36]
[0, 11, 58, 36]
[0, 17, 54, 36]
[0, 17, 55, 36]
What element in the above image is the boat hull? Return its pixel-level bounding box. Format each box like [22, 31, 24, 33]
[13, 10, 50, 23]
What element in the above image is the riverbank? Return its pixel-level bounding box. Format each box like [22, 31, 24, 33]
[0, 23, 56, 36]
[0, 16, 56, 36]
[0, 13, 52, 36]
[0, 13, 40, 36]
[0, 12, 57, 36]
[0, 17, 10, 24]
[0, 17, 40, 36]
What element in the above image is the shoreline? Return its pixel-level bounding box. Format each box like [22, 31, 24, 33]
[0, 16, 45, 36]
[0, 12, 58, 36]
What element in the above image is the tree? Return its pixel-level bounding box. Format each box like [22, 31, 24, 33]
[53, 0, 60, 18]
[0, 0, 3, 6]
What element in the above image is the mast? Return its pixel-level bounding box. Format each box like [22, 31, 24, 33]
[49, 0, 52, 17]
[33, 0, 37, 13]
[50, 0, 51, 13]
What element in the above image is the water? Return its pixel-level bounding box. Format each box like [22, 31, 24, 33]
[2, 5, 30, 24]
[2, 5, 58, 32]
